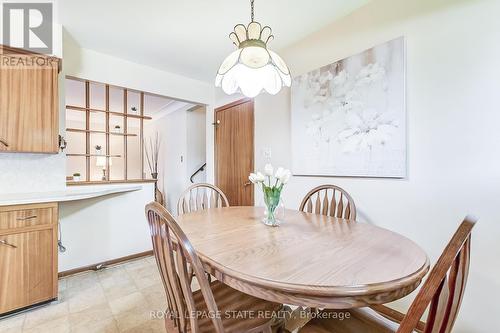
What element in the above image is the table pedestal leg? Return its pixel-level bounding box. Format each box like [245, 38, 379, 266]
[283, 306, 315, 333]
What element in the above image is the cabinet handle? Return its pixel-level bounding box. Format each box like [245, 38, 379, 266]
[0, 240, 17, 248]
[0, 139, 8, 147]
[16, 215, 37, 221]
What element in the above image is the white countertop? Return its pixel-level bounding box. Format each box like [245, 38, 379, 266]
[0, 184, 144, 206]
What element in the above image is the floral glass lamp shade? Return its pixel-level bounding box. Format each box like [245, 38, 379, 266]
[215, 0, 291, 98]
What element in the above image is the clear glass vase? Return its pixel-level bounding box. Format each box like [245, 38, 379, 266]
[262, 185, 283, 227]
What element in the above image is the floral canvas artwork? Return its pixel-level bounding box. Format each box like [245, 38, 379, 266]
[291, 37, 406, 178]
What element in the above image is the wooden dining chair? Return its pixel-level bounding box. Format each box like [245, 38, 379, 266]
[299, 185, 356, 220]
[146, 202, 283, 333]
[297, 215, 477, 333]
[177, 183, 229, 216]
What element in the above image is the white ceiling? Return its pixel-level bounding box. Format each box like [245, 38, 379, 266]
[58, 0, 368, 83]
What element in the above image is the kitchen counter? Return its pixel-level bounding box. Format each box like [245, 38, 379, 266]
[0, 184, 143, 206]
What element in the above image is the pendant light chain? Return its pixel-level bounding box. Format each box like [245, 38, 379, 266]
[251, 0, 255, 22]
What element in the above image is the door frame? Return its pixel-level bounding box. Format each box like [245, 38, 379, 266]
[214, 98, 255, 205]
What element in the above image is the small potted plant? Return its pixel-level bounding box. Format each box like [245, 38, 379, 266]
[249, 164, 291, 227]
[73, 173, 81, 181]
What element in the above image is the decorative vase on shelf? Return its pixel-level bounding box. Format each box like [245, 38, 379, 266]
[249, 164, 291, 227]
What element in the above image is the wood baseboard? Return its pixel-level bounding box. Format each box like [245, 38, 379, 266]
[58, 250, 153, 278]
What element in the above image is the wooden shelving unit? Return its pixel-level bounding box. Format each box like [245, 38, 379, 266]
[65, 77, 150, 184]
[66, 128, 137, 137]
[66, 105, 152, 120]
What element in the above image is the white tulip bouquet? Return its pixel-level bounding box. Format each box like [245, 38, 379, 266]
[249, 164, 291, 226]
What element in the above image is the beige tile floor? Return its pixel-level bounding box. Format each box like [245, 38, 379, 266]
[0, 256, 169, 333]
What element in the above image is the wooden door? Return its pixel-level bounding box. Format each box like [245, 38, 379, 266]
[0, 49, 59, 153]
[0, 229, 57, 313]
[215, 99, 254, 206]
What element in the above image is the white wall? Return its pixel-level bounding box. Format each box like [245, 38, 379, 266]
[145, 104, 207, 212]
[186, 106, 207, 183]
[228, 0, 498, 331]
[58, 183, 154, 271]
[146, 105, 187, 212]
[63, 33, 213, 106]
[145, 105, 208, 212]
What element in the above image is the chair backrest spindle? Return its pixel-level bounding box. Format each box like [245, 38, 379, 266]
[177, 183, 229, 215]
[299, 185, 356, 220]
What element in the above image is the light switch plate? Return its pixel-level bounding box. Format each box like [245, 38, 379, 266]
[262, 147, 272, 161]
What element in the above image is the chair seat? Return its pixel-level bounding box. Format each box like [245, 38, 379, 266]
[189, 281, 282, 332]
[299, 308, 399, 333]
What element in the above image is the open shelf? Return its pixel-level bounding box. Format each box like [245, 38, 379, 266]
[66, 179, 157, 186]
[66, 128, 138, 137]
[66, 105, 152, 120]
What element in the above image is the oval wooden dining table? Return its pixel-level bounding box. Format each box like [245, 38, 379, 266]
[177, 206, 430, 309]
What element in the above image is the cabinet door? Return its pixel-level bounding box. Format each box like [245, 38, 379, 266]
[0, 53, 59, 153]
[0, 229, 57, 313]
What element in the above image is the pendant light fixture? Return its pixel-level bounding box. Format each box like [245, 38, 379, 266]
[215, 0, 291, 98]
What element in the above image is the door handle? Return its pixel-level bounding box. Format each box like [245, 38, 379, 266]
[16, 215, 37, 221]
[0, 139, 8, 147]
[243, 181, 252, 187]
[0, 239, 17, 248]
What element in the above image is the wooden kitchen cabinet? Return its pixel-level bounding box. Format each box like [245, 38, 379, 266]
[0, 203, 58, 315]
[0, 45, 60, 153]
